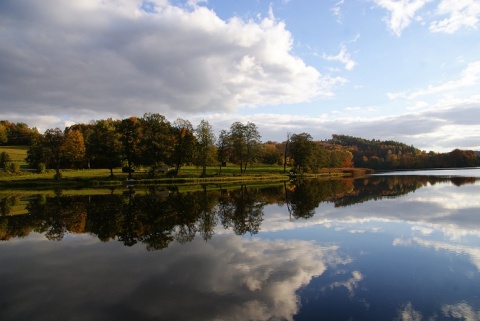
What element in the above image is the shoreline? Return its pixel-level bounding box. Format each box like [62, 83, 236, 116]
[0, 167, 371, 190]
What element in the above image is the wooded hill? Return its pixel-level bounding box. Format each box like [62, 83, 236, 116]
[323, 134, 479, 170]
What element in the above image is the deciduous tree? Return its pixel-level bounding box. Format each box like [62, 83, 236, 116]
[62, 130, 86, 169]
[88, 119, 123, 177]
[0, 152, 11, 168]
[261, 143, 281, 165]
[216, 129, 230, 175]
[289, 133, 315, 173]
[243, 122, 262, 172]
[284, 132, 291, 173]
[228, 122, 261, 173]
[0, 121, 38, 145]
[26, 134, 49, 170]
[229, 122, 247, 173]
[171, 118, 196, 176]
[194, 119, 216, 177]
[44, 128, 65, 179]
[140, 113, 174, 175]
[0, 124, 7, 145]
[117, 117, 142, 179]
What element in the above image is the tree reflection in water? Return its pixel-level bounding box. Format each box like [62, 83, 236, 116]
[0, 175, 477, 250]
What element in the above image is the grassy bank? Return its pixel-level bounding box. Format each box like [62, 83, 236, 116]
[0, 166, 370, 190]
[0, 145, 28, 167]
[0, 146, 371, 189]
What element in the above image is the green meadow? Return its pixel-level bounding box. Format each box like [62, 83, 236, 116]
[0, 145, 367, 191]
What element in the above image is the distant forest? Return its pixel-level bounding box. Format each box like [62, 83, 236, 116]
[0, 117, 478, 176]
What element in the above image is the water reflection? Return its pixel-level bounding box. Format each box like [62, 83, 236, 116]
[1, 185, 269, 248]
[1, 175, 477, 248]
[1, 234, 348, 321]
[1, 173, 480, 320]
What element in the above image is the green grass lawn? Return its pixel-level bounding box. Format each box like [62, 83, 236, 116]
[175, 164, 287, 176]
[0, 145, 28, 167]
[0, 146, 368, 189]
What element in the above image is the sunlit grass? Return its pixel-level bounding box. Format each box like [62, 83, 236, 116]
[0, 165, 361, 181]
[0, 164, 280, 184]
[0, 147, 366, 190]
[0, 146, 28, 166]
[178, 164, 287, 176]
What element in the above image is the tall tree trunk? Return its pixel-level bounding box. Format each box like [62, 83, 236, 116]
[174, 163, 180, 177]
[54, 153, 61, 180]
[127, 160, 133, 179]
[55, 163, 60, 180]
[284, 133, 290, 173]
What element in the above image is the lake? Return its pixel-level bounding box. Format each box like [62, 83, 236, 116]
[1, 169, 480, 320]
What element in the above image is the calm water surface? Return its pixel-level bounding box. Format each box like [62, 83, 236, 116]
[1, 169, 480, 320]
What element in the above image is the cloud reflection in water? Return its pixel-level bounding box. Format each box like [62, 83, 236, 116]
[0, 234, 349, 321]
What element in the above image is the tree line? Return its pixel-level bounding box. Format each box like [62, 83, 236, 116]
[327, 134, 479, 170]
[0, 120, 38, 146]
[3, 114, 355, 178]
[0, 117, 478, 177]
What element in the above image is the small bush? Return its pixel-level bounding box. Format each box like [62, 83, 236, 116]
[165, 169, 177, 178]
[6, 162, 20, 173]
[122, 166, 135, 173]
[37, 163, 46, 174]
[0, 152, 11, 168]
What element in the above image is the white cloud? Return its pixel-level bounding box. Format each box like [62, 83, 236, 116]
[202, 97, 480, 152]
[322, 44, 357, 70]
[186, 0, 207, 7]
[331, 0, 345, 23]
[375, 0, 480, 34]
[0, 0, 338, 124]
[411, 226, 434, 235]
[388, 61, 480, 99]
[374, 0, 432, 36]
[430, 0, 480, 33]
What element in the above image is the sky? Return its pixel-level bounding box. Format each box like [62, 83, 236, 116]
[0, 0, 479, 152]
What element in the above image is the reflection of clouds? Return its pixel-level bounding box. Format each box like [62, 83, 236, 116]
[326, 270, 363, 297]
[0, 231, 48, 244]
[394, 302, 423, 321]
[0, 234, 350, 321]
[409, 184, 480, 211]
[442, 302, 480, 321]
[411, 221, 480, 242]
[214, 237, 350, 320]
[395, 301, 480, 321]
[394, 237, 480, 270]
[374, 169, 480, 178]
[417, 222, 480, 241]
[348, 229, 366, 234]
[256, 183, 480, 245]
